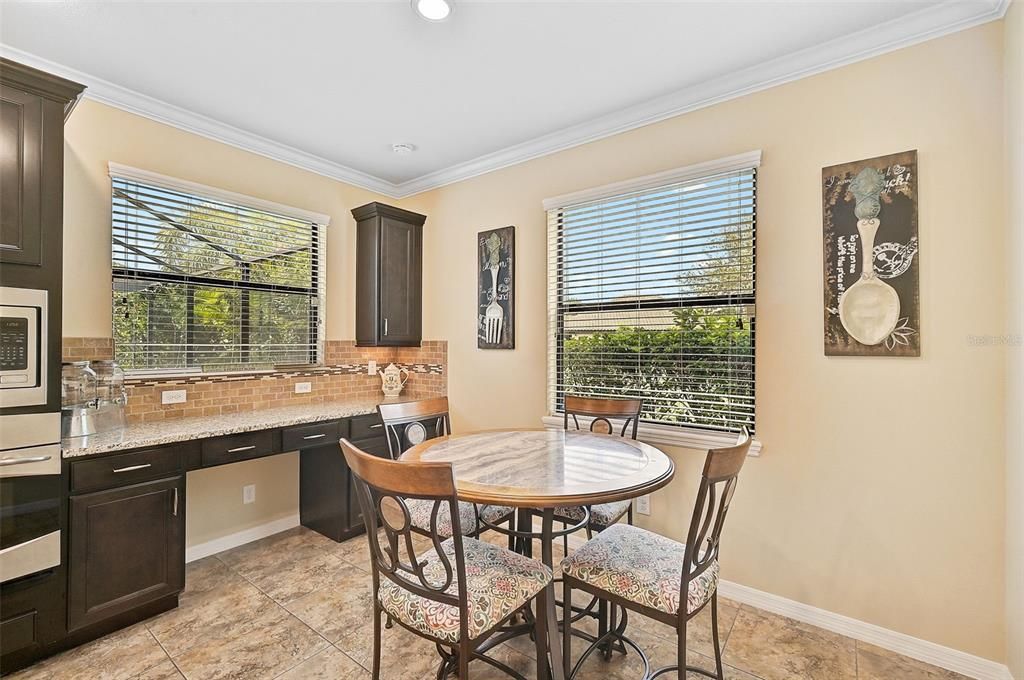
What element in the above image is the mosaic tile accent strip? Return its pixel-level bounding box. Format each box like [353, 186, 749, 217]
[61, 338, 448, 423]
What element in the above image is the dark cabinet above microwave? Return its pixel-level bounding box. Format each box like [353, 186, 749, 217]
[352, 202, 425, 347]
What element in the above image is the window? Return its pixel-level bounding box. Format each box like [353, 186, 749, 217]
[546, 153, 758, 434]
[110, 166, 327, 373]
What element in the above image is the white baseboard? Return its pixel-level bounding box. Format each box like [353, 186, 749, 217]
[716, 580, 1013, 680]
[558, 524, 1011, 680]
[184, 513, 300, 563]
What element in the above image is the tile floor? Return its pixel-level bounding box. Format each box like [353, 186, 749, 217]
[11, 526, 971, 680]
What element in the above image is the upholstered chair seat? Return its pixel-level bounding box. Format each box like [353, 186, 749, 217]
[561, 524, 719, 616]
[378, 537, 552, 643]
[554, 499, 632, 529]
[478, 504, 515, 526]
[406, 498, 480, 537]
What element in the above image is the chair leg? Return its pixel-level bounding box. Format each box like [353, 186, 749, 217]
[678, 616, 688, 679]
[372, 606, 382, 680]
[562, 580, 572, 678]
[711, 592, 724, 680]
[508, 516, 515, 551]
[605, 604, 617, 661]
[535, 589, 551, 680]
[458, 642, 470, 678]
[598, 599, 608, 660]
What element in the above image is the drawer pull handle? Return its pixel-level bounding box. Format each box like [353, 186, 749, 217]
[369, 423, 383, 429]
[227, 445, 257, 453]
[302, 434, 327, 440]
[112, 463, 151, 473]
[0, 455, 52, 466]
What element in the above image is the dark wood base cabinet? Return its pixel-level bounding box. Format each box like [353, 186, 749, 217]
[68, 476, 185, 632]
[0, 567, 66, 674]
[3, 411, 394, 673]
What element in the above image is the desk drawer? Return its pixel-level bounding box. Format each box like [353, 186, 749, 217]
[350, 413, 384, 441]
[71, 447, 183, 494]
[201, 431, 275, 467]
[282, 420, 343, 451]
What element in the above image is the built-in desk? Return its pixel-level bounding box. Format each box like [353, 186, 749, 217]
[55, 400, 397, 656]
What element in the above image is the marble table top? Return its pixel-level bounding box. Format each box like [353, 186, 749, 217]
[62, 400, 384, 458]
[401, 429, 675, 508]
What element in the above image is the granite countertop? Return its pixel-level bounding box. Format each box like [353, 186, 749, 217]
[62, 400, 387, 458]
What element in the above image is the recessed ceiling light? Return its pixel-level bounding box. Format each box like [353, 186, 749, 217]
[412, 0, 453, 22]
[392, 143, 416, 155]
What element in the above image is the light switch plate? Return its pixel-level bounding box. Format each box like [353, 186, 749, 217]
[367, 360, 377, 376]
[636, 494, 651, 516]
[161, 389, 186, 405]
[243, 485, 256, 504]
[295, 382, 312, 394]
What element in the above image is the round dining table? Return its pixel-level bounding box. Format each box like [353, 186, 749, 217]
[401, 428, 676, 680]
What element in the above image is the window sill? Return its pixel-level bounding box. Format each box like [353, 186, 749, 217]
[541, 415, 762, 456]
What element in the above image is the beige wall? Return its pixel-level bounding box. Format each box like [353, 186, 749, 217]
[59, 19, 1012, 662]
[419, 23, 1008, 660]
[1005, 2, 1024, 677]
[62, 101, 431, 549]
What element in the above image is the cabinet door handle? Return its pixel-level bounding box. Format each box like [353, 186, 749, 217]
[302, 433, 327, 440]
[0, 455, 52, 466]
[227, 445, 257, 453]
[369, 423, 383, 429]
[112, 463, 151, 473]
[383, 318, 388, 336]
[172, 487, 179, 517]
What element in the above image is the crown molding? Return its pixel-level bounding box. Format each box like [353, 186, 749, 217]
[0, 0, 1009, 200]
[0, 45, 402, 198]
[393, 0, 1009, 196]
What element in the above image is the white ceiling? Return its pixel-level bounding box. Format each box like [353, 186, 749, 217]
[0, 1, 1008, 197]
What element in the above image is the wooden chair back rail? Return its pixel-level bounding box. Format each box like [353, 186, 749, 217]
[341, 439, 470, 615]
[378, 397, 452, 459]
[563, 395, 643, 440]
[678, 430, 752, 619]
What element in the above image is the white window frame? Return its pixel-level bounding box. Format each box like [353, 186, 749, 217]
[107, 163, 331, 376]
[542, 151, 762, 455]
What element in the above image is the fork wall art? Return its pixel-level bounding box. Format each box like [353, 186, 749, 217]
[822, 150, 920, 356]
[478, 226, 515, 349]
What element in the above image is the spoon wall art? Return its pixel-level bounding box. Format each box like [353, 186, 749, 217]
[822, 151, 920, 357]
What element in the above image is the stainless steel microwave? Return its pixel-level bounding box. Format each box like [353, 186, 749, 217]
[0, 287, 47, 409]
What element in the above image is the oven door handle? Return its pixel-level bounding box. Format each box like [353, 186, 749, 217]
[0, 455, 52, 466]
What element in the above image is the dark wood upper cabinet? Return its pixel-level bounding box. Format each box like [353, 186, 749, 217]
[0, 59, 83, 272]
[353, 202, 425, 347]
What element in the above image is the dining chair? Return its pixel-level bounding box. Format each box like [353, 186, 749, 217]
[559, 429, 752, 680]
[554, 396, 644, 546]
[378, 397, 514, 539]
[341, 439, 554, 680]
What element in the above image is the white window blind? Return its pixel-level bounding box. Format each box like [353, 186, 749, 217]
[110, 170, 326, 373]
[546, 156, 757, 433]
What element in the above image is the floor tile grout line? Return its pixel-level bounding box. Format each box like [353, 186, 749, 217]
[145, 626, 189, 679]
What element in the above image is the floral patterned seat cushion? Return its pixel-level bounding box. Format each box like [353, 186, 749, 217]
[560, 524, 719, 615]
[377, 537, 552, 643]
[407, 499, 478, 537]
[554, 500, 631, 528]
[479, 504, 514, 525]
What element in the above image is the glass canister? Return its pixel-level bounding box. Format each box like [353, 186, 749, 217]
[91, 360, 127, 406]
[61, 361, 98, 409]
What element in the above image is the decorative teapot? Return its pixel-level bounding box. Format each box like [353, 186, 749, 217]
[378, 363, 409, 400]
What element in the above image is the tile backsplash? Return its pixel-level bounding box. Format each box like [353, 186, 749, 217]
[61, 339, 447, 423]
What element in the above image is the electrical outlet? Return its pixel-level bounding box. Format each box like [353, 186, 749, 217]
[636, 494, 651, 516]
[243, 485, 256, 504]
[367, 360, 377, 375]
[294, 381, 312, 394]
[161, 389, 186, 405]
